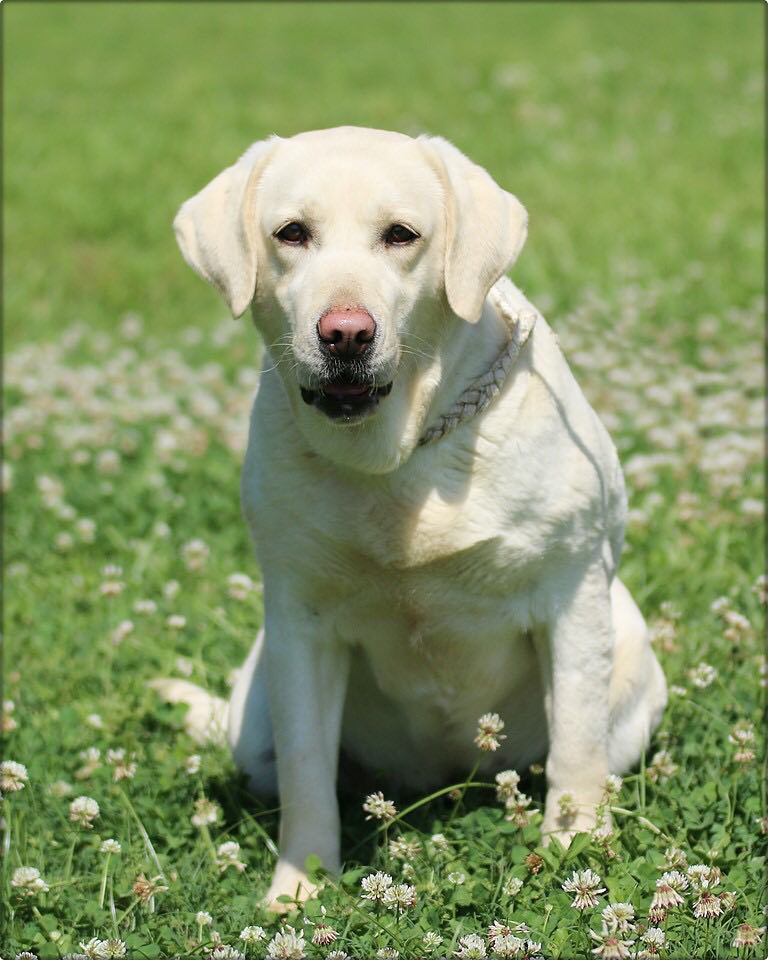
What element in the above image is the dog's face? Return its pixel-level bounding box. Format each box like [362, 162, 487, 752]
[253, 129, 445, 425]
[175, 127, 528, 472]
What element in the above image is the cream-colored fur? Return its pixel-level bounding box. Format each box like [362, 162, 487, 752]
[164, 126, 667, 910]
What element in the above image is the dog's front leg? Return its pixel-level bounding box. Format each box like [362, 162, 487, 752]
[537, 561, 614, 843]
[262, 594, 349, 911]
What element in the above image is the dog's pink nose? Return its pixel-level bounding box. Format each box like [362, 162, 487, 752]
[317, 308, 376, 359]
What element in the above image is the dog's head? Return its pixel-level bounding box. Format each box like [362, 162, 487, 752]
[174, 127, 527, 472]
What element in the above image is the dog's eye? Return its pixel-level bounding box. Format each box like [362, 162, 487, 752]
[275, 222, 309, 245]
[384, 224, 420, 245]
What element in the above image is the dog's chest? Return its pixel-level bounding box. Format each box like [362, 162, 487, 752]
[305, 459, 545, 691]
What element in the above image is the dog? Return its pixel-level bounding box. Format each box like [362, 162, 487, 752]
[159, 126, 667, 910]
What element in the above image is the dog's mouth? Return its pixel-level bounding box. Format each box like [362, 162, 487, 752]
[300, 380, 393, 422]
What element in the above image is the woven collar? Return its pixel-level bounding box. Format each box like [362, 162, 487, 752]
[418, 279, 537, 447]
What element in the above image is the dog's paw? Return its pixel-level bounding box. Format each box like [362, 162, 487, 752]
[541, 788, 611, 847]
[147, 677, 228, 746]
[262, 860, 319, 913]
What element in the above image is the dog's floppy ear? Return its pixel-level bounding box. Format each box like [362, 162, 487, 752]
[173, 137, 279, 318]
[419, 136, 528, 324]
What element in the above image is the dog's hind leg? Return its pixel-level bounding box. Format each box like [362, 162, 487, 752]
[607, 578, 668, 773]
[227, 628, 278, 795]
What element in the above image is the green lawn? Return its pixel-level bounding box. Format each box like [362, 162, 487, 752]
[2, 3, 765, 958]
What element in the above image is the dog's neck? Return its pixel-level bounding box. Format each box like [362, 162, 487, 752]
[418, 279, 536, 448]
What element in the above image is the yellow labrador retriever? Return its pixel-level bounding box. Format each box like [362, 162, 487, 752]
[162, 126, 667, 909]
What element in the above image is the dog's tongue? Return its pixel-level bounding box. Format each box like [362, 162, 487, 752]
[324, 383, 369, 397]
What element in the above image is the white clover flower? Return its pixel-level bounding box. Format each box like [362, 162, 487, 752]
[2, 699, 17, 733]
[430, 832, 450, 852]
[110, 620, 134, 646]
[362, 791, 397, 821]
[687, 863, 721, 891]
[76, 746, 102, 779]
[76, 517, 97, 542]
[266, 925, 305, 959]
[693, 891, 722, 918]
[601, 902, 635, 933]
[96, 449, 122, 475]
[640, 927, 665, 947]
[153, 521, 172, 539]
[488, 933, 525, 957]
[185, 754, 202, 775]
[375, 950, 399, 960]
[209, 947, 245, 960]
[106, 748, 137, 782]
[447, 870, 466, 885]
[191, 796, 221, 827]
[502, 876, 524, 897]
[422, 931, 443, 950]
[589, 927, 634, 959]
[647, 749, 678, 783]
[494, 769, 521, 801]
[228, 572, 255, 600]
[382, 882, 417, 911]
[360, 871, 393, 902]
[562, 868, 606, 909]
[239, 925, 265, 943]
[311, 922, 338, 946]
[166, 613, 187, 630]
[474, 712, 506, 752]
[182, 538, 210, 571]
[69, 795, 100, 828]
[503, 790, 532, 828]
[719, 890, 737, 912]
[99, 580, 125, 598]
[100, 839, 122, 854]
[97, 940, 127, 958]
[688, 662, 717, 688]
[49, 779, 74, 798]
[196, 910, 213, 926]
[487, 921, 530, 953]
[662, 846, 688, 870]
[0, 760, 29, 793]
[732, 923, 765, 948]
[753, 574, 768, 605]
[216, 840, 246, 872]
[728, 721, 756, 762]
[454, 933, 487, 958]
[650, 871, 688, 913]
[163, 578, 180, 599]
[388, 835, 420, 861]
[37, 474, 64, 500]
[11, 866, 49, 896]
[80, 937, 106, 958]
[56, 531, 75, 552]
[120, 311, 143, 339]
[133, 598, 158, 615]
[132, 873, 168, 904]
[326, 952, 349, 960]
[176, 656, 194, 676]
[86, 713, 104, 729]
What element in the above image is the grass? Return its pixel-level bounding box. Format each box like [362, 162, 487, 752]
[2, 2, 765, 958]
